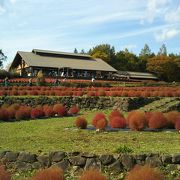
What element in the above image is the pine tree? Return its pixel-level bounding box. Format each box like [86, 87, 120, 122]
[158, 44, 167, 56]
[74, 48, 78, 54]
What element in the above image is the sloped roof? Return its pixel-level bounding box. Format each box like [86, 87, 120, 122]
[11, 50, 117, 72]
[116, 71, 158, 79]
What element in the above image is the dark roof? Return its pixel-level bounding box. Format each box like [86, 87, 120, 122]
[10, 49, 117, 72]
[116, 71, 158, 79]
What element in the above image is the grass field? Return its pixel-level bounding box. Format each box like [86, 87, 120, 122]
[0, 110, 179, 154]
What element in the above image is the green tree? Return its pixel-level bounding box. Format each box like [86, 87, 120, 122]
[74, 48, 78, 54]
[0, 49, 7, 68]
[139, 44, 154, 71]
[80, 49, 85, 54]
[158, 44, 167, 56]
[89, 44, 115, 62]
[112, 49, 139, 71]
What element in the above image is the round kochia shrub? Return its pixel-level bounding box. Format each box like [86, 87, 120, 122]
[75, 117, 87, 129]
[109, 109, 124, 121]
[96, 118, 107, 130]
[78, 169, 107, 180]
[0, 109, 10, 121]
[92, 112, 106, 127]
[53, 104, 67, 116]
[165, 111, 180, 128]
[0, 166, 11, 180]
[44, 106, 55, 117]
[31, 108, 44, 119]
[175, 117, 180, 131]
[125, 165, 165, 180]
[148, 112, 167, 129]
[68, 105, 79, 115]
[128, 111, 146, 131]
[109, 116, 126, 128]
[31, 167, 64, 180]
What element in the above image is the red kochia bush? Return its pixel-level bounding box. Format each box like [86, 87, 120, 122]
[128, 111, 146, 131]
[109, 116, 126, 128]
[31, 108, 44, 119]
[31, 167, 65, 180]
[96, 118, 107, 130]
[148, 112, 167, 129]
[0, 166, 11, 180]
[125, 165, 165, 180]
[109, 109, 124, 121]
[175, 117, 180, 131]
[7, 107, 16, 120]
[44, 106, 55, 117]
[78, 169, 107, 180]
[68, 105, 79, 115]
[53, 104, 67, 116]
[165, 111, 180, 128]
[0, 109, 10, 121]
[75, 117, 87, 129]
[92, 112, 106, 127]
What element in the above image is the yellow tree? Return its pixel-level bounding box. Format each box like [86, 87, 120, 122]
[147, 55, 179, 81]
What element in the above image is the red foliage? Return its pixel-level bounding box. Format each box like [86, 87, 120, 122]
[92, 112, 106, 127]
[0, 109, 10, 121]
[0, 166, 11, 180]
[10, 103, 20, 110]
[7, 107, 16, 120]
[128, 111, 146, 131]
[53, 104, 67, 116]
[68, 105, 79, 115]
[44, 106, 55, 117]
[31, 167, 65, 180]
[109, 109, 124, 121]
[75, 117, 87, 129]
[125, 165, 165, 180]
[78, 169, 107, 180]
[109, 116, 126, 128]
[165, 111, 180, 128]
[15, 106, 31, 120]
[96, 118, 107, 130]
[97, 90, 106, 96]
[87, 91, 96, 97]
[148, 112, 167, 129]
[175, 117, 180, 131]
[31, 108, 44, 119]
[126, 110, 137, 125]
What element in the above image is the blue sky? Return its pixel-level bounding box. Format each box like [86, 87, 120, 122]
[0, 0, 180, 68]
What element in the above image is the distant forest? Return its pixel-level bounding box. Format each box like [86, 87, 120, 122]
[74, 44, 180, 82]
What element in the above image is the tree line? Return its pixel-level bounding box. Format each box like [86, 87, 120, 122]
[74, 44, 180, 82]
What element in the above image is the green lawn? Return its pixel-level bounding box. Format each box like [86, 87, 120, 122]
[0, 110, 179, 154]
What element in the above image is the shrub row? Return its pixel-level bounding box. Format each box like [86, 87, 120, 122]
[0, 86, 179, 97]
[75, 110, 180, 131]
[0, 104, 79, 122]
[0, 165, 166, 180]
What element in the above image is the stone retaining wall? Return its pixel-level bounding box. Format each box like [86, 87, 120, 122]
[0, 96, 157, 111]
[0, 151, 179, 173]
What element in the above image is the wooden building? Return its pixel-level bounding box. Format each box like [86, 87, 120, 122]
[9, 49, 117, 79]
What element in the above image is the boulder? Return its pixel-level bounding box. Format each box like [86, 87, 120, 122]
[50, 151, 66, 162]
[18, 152, 37, 163]
[99, 155, 115, 165]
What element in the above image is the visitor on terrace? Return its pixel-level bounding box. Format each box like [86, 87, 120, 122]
[4, 77, 9, 87]
[28, 78, 32, 86]
[54, 78, 60, 86]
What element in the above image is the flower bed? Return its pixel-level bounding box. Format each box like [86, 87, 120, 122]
[75, 110, 180, 131]
[0, 103, 79, 122]
[0, 86, 179, 97]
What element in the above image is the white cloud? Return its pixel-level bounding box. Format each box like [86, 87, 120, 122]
[143, 0, 171, 23]
[154, 28, 180, 42]
[165, 6, 180, 23]
[0, 5, 6, 15]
